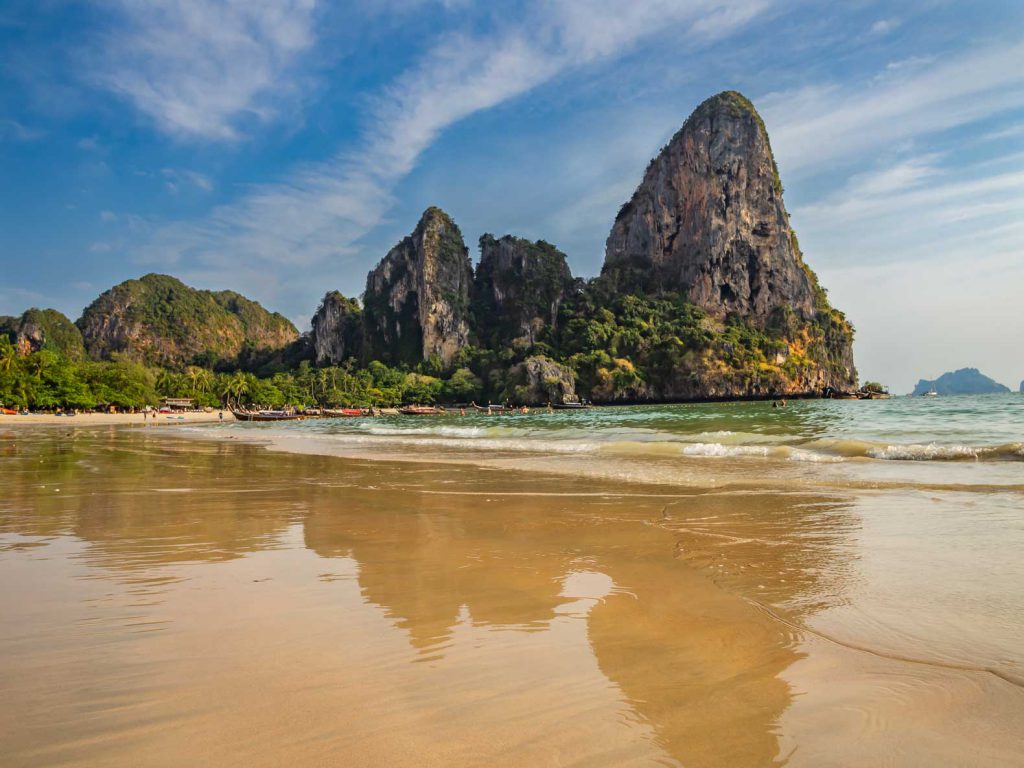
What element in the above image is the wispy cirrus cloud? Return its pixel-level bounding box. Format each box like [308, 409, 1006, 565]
[161, 168, 214, 193]
[88, 0, 319, 140]
[869, 17, 900, 37]
[0, 117, 45, 142]
[135, 0, 770, 301]
[761, 39, 1024, 174]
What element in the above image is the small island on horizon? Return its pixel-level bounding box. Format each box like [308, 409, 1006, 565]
[911, 367, 1012, 397]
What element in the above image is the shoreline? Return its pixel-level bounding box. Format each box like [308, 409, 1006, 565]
[0, 411, 227, 426]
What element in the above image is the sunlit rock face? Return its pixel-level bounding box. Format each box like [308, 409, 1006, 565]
[603, 90, 817, 323]
[601, 90, 857, 393]
[363, 207, 473, 366]
[311, 292, 362, 365]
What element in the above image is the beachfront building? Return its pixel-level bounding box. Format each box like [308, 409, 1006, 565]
[160, 397, 194, 412]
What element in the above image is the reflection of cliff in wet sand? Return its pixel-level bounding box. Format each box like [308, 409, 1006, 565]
[303, 488, 569, 651]
[2, 432, 1023, 766]
[304, 467, 858, 767]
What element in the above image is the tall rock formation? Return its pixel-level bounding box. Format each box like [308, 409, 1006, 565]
[604, 91, 819, 319]
[77, 273, 298, 367]
[2, 308, 86, 359]
[600, 90, 856, 392]
[473, 234, 575, 348]
[311, 291, 363, 365]
[363, 207, 472, 366]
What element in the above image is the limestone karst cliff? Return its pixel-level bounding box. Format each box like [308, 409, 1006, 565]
[603, 91, 815, 320]
[77, 273, 298, 367]
[363, 207, 473, 366]
[1, 308, 86, 360]
[311, 292, 363, 365]
[473, 234, 575, 348]
[598, 90, 856, 394]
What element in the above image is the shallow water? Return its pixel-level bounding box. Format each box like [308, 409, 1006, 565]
[1, 424, 1022, 766]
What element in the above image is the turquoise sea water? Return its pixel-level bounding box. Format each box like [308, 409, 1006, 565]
[213, 393, 1024, 463]
[184, 392, 1024, 496]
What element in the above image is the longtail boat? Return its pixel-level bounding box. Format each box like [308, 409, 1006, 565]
[231, 409, 305, 422]
[550, 401, 590, 410]
[398, 406, 445, 416]
[323, 408, 366, 417]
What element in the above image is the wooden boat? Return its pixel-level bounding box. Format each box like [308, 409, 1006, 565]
[323, 408, 366, 417]
[231, 409, 305, 422]
[550, 401, 590, 410]
[470, 403, 513, 412]
[823, 388, 860, 400]
[398, 406, 445, 416]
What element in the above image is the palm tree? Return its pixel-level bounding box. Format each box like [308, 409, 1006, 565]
[223, 371, 250, 406]
[187, 366, 213, 395]
[0, 339, 17, 373]
[155, 369, 181, 396]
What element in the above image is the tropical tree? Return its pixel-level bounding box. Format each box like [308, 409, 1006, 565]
[221, 370, 251, 405]
[187, 366, 213, 395]
[0, 337, 17, 373]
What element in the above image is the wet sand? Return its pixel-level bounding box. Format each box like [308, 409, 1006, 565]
[1, 429, 1022, 767]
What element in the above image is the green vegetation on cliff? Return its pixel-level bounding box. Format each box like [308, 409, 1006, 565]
[2, 308, 86, 360]
[78, 273, 298, 368]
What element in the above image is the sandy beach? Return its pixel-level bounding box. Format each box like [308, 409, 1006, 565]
[1, 410, 227, 426]
[1, 424, 1022, 767]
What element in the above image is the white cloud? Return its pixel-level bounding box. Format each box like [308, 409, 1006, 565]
[0, 117, 45, 142]
[90, 0, 318, 140]
[133, 0, 770, 303]
[789, 145, 1024, 393]
[869, 18, 900, 37]
[161, 168, 214, 193]
[761, 39, 1024, 174]
[795, 156, 1024, 232]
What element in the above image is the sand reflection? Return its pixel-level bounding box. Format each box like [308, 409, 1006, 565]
[10, 431, 1014, 767]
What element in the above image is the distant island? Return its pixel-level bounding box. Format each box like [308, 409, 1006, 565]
[1, 91, 858, 411]
[911, 368, 1010, 396]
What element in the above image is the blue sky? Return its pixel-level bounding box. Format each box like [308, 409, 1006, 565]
[1, 0, 1022, 393]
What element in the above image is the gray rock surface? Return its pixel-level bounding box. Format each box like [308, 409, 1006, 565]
[363, 207, 472, 366]
[473, 234, 575, 347]
[603, 91, 818, 323]
[311, 292, 363, 365]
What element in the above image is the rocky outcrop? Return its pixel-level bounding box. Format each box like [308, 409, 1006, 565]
[363, 207, 472, 366]
[311, 292, 363, 365]
[2, 308, 86, 359]
[77, 273, 298, 368]
[473, 235, 575, 347]
[603, 91, 818, 323]
[912, 368, 1010, 396]
[504, 356, 576, 405]
[600, 90, 856, 392]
